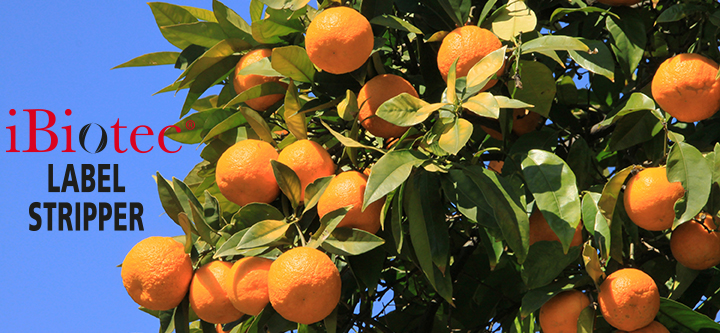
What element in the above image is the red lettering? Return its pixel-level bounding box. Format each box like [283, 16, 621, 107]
[130, 125, 153, 153]
[111, 119, 127, 153]
[24, 109, 57, 152]
[159, 126, 181, 153]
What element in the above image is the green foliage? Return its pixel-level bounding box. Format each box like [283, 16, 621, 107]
[116, 0, 720, 331]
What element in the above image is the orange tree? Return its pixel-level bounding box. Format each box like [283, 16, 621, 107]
[114, 0, 720, 332]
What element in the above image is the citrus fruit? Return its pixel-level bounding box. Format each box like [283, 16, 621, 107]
[216, 139, 280, 207]
[539, 289, 591, 333]
[480, 108, 543, 140]
[226, 256, 273, 316]
[596, 0, 642, 5]
[437, 25, 503, 90]
[529, 209, 584, 247]
[670, 214, 720, 270]
[268, 247, 341, 324]
[598, 268, 660, 331]
[277, 139, 335, 201]
[618, 321, 670, 333]
[357, 74, 419, 138]
[189, 261, 244, 324]
[305, 6, 373, 74]
[216, 324, 231, 333]
[623, 167, 685, 231]
[488, 160, 504, 174]
[651, 53, 720, 122]
[233, 49, 288, 111]
[317, 170, 385, 234]
[121, 237, 193, 311]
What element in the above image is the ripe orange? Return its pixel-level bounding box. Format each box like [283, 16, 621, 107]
[216, 139, 280, 207]
[305, 7, 374, 74]
[539, 289, 591, 333]
[598, 268, 660, 331]
[121, 237, 193, 311]
[233, 49, 288, 111]
[623, 167, 685, 231]
[651, 53, 720, 122]
[529, 209, 584, 247]
[437, 25, 503, 91]
[670, 214, 720, 270]
[268, 247, 341, 324]
[317, 171, 385, 234]
[596, 0, 642, 5]
[189, 261, 244, 324]
[480, 108, 543, 140]
[357, 74, 419, 138]
[277, 139, 336, 201]
[225, 257, 273, 316]
[215, 324, 231, 333]
[618, 321, 670, 333]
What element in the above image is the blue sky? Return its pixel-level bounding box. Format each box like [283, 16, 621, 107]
[0, 1, 251, 331]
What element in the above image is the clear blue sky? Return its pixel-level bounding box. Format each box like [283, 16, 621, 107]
[0, 1, 251, 332]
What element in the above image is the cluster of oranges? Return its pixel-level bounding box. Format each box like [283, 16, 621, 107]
[122, 237, 341, 326]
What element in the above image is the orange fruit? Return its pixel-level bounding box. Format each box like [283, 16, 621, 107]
[670, 214, 720, 270]
[529, 209, 584, 247]
[651, 53, 720, 122]
[539, 289, 591, 333]
[233, 49, 288, 111]
[215, 324, 231, 333]
[488, 160, 504, 174]
[277, 139, 336, 201]
[357, 74, 419, 138]
[623, 167, 685, 231]
[317, 171, 385, 234]
[268, 247, 341, 324]
[225, 257, 273, 316]
[437, 25, 503, 91]
[598, 268, 660, 331]
[189, 261, 244, 324]
[216, 139, 280, 207]
[480, 108, 543, 140]
[305, 7, 374, 74]
[596, 0, 642, 5]
[618, 321, 670, 333]
[121, 237, 193, 311]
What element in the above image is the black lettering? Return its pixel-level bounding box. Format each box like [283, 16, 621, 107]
[113, 164, 125, 192]
[43, 202, 56, 231]
[75, 202, 81, 231]
[84, 202, 96, 231]
[99, 202, 112, 231]
[115, 202, 127, 231]
[29, 202, 42, 231]
[59, 202, 72, 231]
[61, 164, 79, 192]
[82, 164, 95, 192]
[48, 164, 59, 192]
[130, 202, 143, 231]
[98, 164, 110, 192]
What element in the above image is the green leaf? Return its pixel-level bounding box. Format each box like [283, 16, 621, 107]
[239, 107, 275, 145]
[463, 92, 500, 119]
[161, 22, 229, 48]
[201, 111, 248, 144]
[222, 81, 288, 109]
[321, 227, 385, 256]
[369, 14, 422, 34]
[189, 201, 219, 246]
[521, 35, 588, 54]
[232, 202, 285, 229]
[348, 247, 385, 294]
[478, 0, 498, 25]
[507, 60, 556, 117]
[376, 93, 442, 127]
[302, 176, 333, 215]
[180, 55, 239, 117]
[466, 46, 507, 90]
[156, 172, 185, 226]
[600, 92, 657, 126]
[148, 2, 198, 49]
[521, 150, 582, 253]
[283, 81, 307, 140]
[337, 90, 359, 121]
[656, 3, 705, 23]
[112, 52, 180, 69]
[250, 0, 264, 22]
[166, 111, 213, 144]
[657, 298, 720, 331]
[251, 11, 303, 44]
[438, 118, 473, 155]
[494, 96, 534, 109]
[436, 0, 469, 27]
[706, 143, 720, 217]
[178, 39, 252, 90]
[568, 39, 615, 82]
[270, 160, 302, 210]
[271, 45, 316, 83]
[582, 192, 610, 260]
[597, 166, 633, 222]
[212, 0, 254, 41]
[442, 170, 497, 229]
[446, 58, 458, 104]
[522, 241, 581, 289]
[606, 8, 646, 77]
[180, 6, 217, 22]
[549, 7, 615, 23]
[307, 206, 351, 249]
[236, 219, 290, 249]
[257, 0, 310, 11]
[667, 142, 712, 226]
[582, 243, 605, 287]
[320, 120, 385, 154]
[235, 57, 283, 77]
[491, 0, 537, 41]
[577, 306, 594, 333]
[520, 279, 582, 318]
[607, 110, 663, 151]
[363, 149, 426, 210]
[177, 213, 194, 253]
